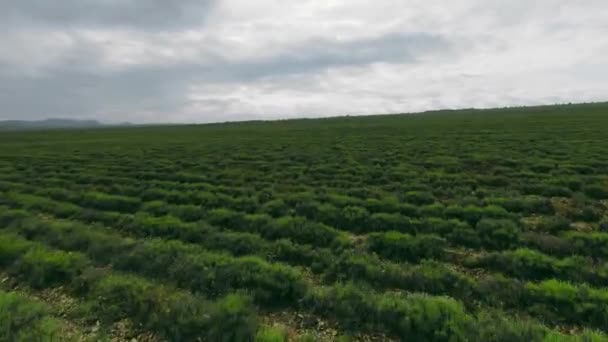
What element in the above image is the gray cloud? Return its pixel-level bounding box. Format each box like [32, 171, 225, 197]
[2, 0, 216, 30]
[0, 1, 606, 123]
[0, 29, 451, 121]
[239, 33, 451, 79]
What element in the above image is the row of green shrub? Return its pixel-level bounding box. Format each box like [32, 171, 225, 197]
[0, 290, 66, 341]
[15, 160, 608, 203]
[8, 217, 595, 340]
[366, 231, 447, 262]
[0, 192, 82, 219]
[466, 248, 608, 286]
[141, 199, 491, 251]
[564, 231, 608, 259]
[304, 282, 607, 342]
[4, 203, 608, 330]
[204, 209, 345, 248]
[521, 230, 608, 259]
[6, 188, 600, 259]
[6, 176, 557, 235]
[9, 218, 309, 306]
[7, 160, 606, 228]
[205, 207, 521, 251]
[0, 203, 329, 272]
[0, 231, 260, 341]
[321, 250, 608, 330]
[138, 199, 525, 252]
[0, 192, 346, 250]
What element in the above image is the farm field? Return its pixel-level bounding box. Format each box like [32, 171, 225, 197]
[1, 103, 608, 341]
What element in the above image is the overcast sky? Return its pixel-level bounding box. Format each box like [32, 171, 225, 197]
[1, 1, 607, 123]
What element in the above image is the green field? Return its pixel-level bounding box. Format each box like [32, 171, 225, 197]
[1, 103, 608, 341]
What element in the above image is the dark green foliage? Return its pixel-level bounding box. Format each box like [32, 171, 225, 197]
[85, 273, 258, 341]
[403, 191, 436, 205]
[255, 326, 288, 342]
[472, 311, 546, 342]
[367, 231, 447, 262]
[521, 232, 575, 257]
[369, 212, 413, 233]
[523, 280, 608, 329]
[531, 216, 571, 233]
[600, 220, 608, 232]
[583, 185, 608, 200]
[11, 248, 90, 289]
[0, 232, 35, 266]
[337, 205, 371, 230]
[305, 283, 473, 341]
[81, 191, 141, 212]
[575, 205, 601, 222]
[206, 294, 259, 342]
[0, 291, 64, 341]
[0, 207, 29, 226]
[476, 219, 520, 249]
[564, 232, 608, 259]
[467, 248, 605, 285]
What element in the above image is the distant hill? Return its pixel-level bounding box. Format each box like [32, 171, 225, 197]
[0, 118, 114, 131]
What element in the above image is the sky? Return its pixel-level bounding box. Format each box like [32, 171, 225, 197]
[1, 1, 607, 124]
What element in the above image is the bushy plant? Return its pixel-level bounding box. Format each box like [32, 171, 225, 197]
[255, 326, 288, 342]
[476, 219, 520, 249]
[81, 191, 141, 213]
[11, 248, 90, 289]
[520, 232, 575, 257]
[367, 231, 446, 262]
[0, 291, 64, 341]
[404, 191, 436, 205]
[583, 185, 608, 200]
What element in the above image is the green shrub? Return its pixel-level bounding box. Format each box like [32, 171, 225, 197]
[467, 249, 555, 280]
[0, 208, 29, 226]
[448, 227, 482, 248]
[140, 200, 170, 216]
[170, 204, 204, 222]
[261, 199, 289, 217]
[564, 231, 608, 258]
[404, 191, 436, 205]
[367, 231, 446, 262]
[81, 191, 141, 212]
[364, 197, 401, 214]
[255, 326, 288, 342]
[0, 232, 35, 266]
[541, 185, 572, 197]
[337, 205, 370, 230]
[11, 248, 90, 289]
[419, 203, 445, 218]
[85, 273, 258, 341]
[476, 274, 525, 308]
[488, 196, 553, 215]
[583, 185, 608, 200]
[306, 283, 473, 341]
[467, 249, 597, 284]
[574, 206, 601, 222]
[207, 294, 259, 342]
[523, 280, 608, 329]
[369, 213, 413, 233]
[529, 216, 571, 233]
[268, 216, 340, 246]
[4, 192, 81, 218]
[472, 311, 546, 342]
[476, 219, 520, 249]
[0, 291, 64, 341]
[521, 232, 575, 257]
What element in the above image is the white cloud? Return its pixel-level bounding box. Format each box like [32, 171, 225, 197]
[0, 0, 606, 123]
